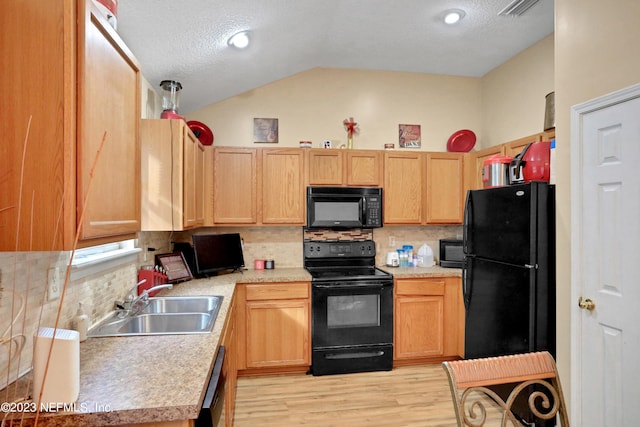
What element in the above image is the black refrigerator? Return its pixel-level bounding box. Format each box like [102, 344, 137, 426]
[463, 182, 555, 359]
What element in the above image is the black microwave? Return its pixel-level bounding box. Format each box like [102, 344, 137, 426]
[306, 186, 383, 229]
[439, 238, 464, 268]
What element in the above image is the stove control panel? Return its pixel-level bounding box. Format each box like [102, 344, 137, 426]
[304, 240, 376, 258]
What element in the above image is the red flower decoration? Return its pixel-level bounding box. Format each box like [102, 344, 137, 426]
[343, 117, 360, 138]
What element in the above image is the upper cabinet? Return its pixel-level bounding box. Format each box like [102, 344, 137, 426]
[383, 152, 425, 224]
[211, 147, 306, 226]
[140, 119, 205, 231]
[384, 151, 465, 225]
[307, 149, 383, 187]
[260, 148, 306, 225]
[1, 0, 141, 251]
[504, 134, 540, 158]
[308, 150, 344, 185]
[261, 149, 306, 225]
[346, 150, 383, 187]
[425, 152, 465, 224]
[213, 148, 258, 224]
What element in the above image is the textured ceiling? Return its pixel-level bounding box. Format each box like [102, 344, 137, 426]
[116, 0, 554, 114]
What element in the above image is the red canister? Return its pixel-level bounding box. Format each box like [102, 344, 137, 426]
[522, 141, 551, 182]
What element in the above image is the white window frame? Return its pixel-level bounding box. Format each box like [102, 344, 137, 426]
[70, 239, 141, 280]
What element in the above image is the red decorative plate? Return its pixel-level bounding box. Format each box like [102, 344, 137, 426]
[447, 129, 476, 152]
[187, 120, 214, 146]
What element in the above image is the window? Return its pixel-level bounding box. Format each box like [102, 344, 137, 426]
[70, 239, 141, 279]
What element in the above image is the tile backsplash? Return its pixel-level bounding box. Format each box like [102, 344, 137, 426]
[0, 225, 461, 390]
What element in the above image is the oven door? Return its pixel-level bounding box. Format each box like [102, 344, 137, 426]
[311, 280, 393, 375]
[312, 280, 393, 348]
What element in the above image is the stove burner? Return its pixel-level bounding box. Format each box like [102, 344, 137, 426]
[307, 267, 391, 281]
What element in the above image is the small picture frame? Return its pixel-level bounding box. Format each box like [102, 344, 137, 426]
[155, 252, 193, 283]
[253, 118, 279, 143]
[399, 124, 421, 148]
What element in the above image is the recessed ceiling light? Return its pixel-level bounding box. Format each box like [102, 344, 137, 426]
[443, 9, 465, 25]
[228, 31, 250, 49]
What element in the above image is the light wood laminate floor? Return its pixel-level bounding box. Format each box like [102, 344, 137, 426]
[234, 364, 459, 426]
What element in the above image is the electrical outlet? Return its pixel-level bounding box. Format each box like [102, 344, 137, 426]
[47, 267, 62, 301]
[388, 235, 396, 248]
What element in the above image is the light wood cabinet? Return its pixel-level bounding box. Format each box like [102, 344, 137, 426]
[307, 149, 382, 187]
[212, 147, 306, 225]
[2, 0, 141, 250]
[236, 282, 311, 372]
[384, 152, 464, 225]
[346, 150, 383, 186]
[504, 134, 540, 158]
[308, 150, 344, 185]
[261, 148, 306, 224]
[140, 119, 205, 231]
[425, 152, 465, 224]
[542, 129, 556, 142]
[212, 147, 258, 224]
[394, 277, 464, 364]
[383, 152, 425, 224]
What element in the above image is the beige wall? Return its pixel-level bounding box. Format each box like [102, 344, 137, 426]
[481, 34, 555, 147]
[555, 0, 640, 405]
[187, 67, 484, 151]
[187, 40, 554, 153]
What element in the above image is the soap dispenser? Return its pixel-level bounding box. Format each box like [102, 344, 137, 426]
[73, 302, 89, 342]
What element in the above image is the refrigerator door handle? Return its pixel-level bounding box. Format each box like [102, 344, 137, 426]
[463, 190, 473, 254]
[463, 257, 473, 311]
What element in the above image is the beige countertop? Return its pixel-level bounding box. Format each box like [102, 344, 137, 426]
[2, 268, 310, 427]
[2, 266, 461, 426]
[379, 265, 462, 278]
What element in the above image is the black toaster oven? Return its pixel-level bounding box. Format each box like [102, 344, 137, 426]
[439, 238, 464, 268]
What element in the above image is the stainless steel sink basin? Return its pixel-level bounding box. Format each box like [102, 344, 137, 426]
[141, 296, 222, 314]
[117, 313, 213, 334]
[88, 295, 223, 337]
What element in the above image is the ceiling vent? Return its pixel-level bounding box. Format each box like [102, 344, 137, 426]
[498, 0, 541, 16]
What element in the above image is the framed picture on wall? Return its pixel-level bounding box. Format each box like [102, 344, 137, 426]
[399, 124, 421, 148]
[254, 118, 279, 143]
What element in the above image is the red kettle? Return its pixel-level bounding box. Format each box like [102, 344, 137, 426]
[509, 141, 551, 184]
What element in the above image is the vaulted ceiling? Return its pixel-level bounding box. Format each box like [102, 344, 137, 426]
[116, 0, 554, 113]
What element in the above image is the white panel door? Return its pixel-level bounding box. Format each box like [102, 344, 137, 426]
[571, 85, 640, 426]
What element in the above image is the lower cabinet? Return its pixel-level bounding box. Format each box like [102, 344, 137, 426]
[236, 282, 311, 373]
[394, 277, 464, 365]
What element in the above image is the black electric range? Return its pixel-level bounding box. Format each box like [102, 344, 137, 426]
[303, 240, 394, 376]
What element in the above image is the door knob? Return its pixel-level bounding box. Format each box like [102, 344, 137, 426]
[578, 297, 596, 311]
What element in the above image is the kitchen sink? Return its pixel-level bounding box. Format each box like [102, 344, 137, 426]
[141, 296, 222, 315]
[88, 295, 223, 337]
[117, 313, 213, 334]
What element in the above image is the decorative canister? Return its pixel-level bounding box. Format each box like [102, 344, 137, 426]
[544, 91, 555, 131]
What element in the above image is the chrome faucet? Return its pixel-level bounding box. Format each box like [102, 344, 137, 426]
[115, 280, 173, 317]
[130, 284, 173, 309]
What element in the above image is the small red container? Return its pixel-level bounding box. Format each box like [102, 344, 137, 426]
[137, 269, 168, 297]
[522, 141, 551, 182]
[96, 0, 117, 16]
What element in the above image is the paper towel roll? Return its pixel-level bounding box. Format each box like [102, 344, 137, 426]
[32, 327, 79, 405]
